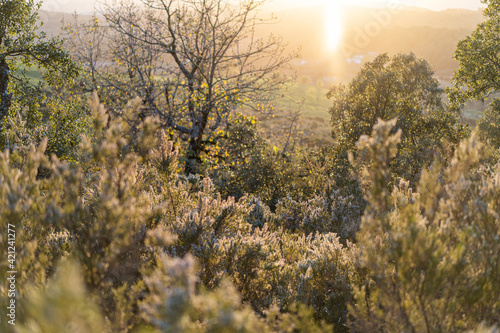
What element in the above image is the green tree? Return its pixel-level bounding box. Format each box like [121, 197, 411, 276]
[449, 0, 500, 147]
[328, 53, 468, 184]
[449, 0, 500, 109]
[0, 0, 78, 133]
[477, 99, 500, 148]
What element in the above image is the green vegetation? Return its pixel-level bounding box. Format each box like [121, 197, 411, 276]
[477, 99, 500, 148]
[328, 52, 469, 185]
[351, 119, 499, 332]
[449, 0, 500, 108]
[0, 0, 499, 332]
[0, 0, 77, 131]
[449, 0, 500, 147]
[64, 0, 294, 175]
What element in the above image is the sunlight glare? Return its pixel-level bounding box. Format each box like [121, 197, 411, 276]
[325, 1, 343, 52]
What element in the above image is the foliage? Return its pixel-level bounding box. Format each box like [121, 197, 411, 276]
[0, 138, 60, 333]
[449, 0, 500, 108]
[65, 0, 294, 174]
[477, 98, 500, 149]
[350, 118, 500, 332]
[209, 113, 297, 209]
[141, 253, 268, 332]
[273, 184, 362, 241]
[450, 0, 500, 155]
[209, 113, 366, 224]
[17, 260, 106, 333]
[328, 53, 469, 185]
[0, 86, 498, 333]
[0, 93, 93, 166]
[0, 0, 78, 132]
[0, 94, 359, 332]
[43, 97, 93, 163]
[1, 2, 500, 331]
[147, 126, 359, 328]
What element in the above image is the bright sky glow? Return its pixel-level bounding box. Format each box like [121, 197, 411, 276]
[325, 2, 343, 52]
[39, 0, 485, 54]
[40, 0, 485, 14]
[278, 0, 485, 53]
[269, 0, 483, 11]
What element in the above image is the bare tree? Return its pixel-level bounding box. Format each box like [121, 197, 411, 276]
[66, 0, 294, 174]
[63, 14, 105, 93]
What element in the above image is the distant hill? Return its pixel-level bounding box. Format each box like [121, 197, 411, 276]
[34, 5, 486, 145]
[265, 6, 484, 82]
[343, 26, 474, 80]
[343, 7, 483, 30]
[37, 5, 484, 82]
[38, 10, 78, 37]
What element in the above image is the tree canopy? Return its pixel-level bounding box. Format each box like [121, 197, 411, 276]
[0, 0, 77, 132]
[328, 53, 468, 184]
[449, 0, 500, 147]
[449, 0, 500, 108]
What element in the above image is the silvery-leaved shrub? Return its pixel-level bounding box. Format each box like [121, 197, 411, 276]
[350, 118, 500, 332]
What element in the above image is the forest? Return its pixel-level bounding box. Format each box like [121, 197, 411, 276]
[0, 0, 499, 332]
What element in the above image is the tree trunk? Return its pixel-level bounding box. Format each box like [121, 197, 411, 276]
[0, 58, 12, 132]
[184, 137, 202, 175]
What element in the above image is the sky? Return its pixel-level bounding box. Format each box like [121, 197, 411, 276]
[41, 0, 485, 13]
[273, 0, 484, 11]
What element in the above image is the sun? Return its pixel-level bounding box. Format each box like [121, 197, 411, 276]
[324, 1, 343, 52]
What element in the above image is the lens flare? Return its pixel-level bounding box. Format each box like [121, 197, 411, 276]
[325, 1, 342, 52]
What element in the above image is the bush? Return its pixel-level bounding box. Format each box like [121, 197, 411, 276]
[477, 99, 500, 149]
[350, 118, 500, 332]
[1, 94, 358, 332]
[3, 88, 498, 333]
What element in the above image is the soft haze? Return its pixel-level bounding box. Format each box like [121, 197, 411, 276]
[41, 0, 484, 13]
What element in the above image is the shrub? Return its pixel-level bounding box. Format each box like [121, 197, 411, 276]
[350, 118, 500, 332]
[477, 99, 500, 149]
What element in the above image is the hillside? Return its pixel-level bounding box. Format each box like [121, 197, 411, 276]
[3, 2, 499, 331]
[266, 6, 483, 82]
[38, 10, 80, 35]
[36, 6, 485, 145]
[37, 6, 483, 81]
